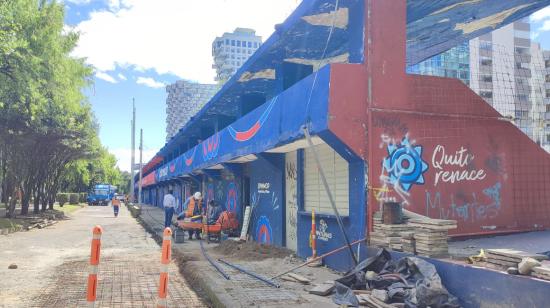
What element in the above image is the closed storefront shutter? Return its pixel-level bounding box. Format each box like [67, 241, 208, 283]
[304, 142, 349, 216]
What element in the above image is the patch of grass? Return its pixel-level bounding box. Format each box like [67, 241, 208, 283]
[0, 217, 21, 230]
[54, 203, 85, 214]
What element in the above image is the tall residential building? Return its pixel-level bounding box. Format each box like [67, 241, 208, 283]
[407, 42, 470, 85]
[165, 81, 218, 141]
[469, 19, 534, 138]
[212, 28, 262, 83]
[542, 50, 550, 151]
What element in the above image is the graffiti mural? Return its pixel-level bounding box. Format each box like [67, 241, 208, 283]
[425, 182, 502, 223]
[202, 133, 220, 161]
[184, 147, 197, 166]
[431, 145, 486, 186]
[206, 183, 215, 205]
[256, 216, 272, 244]
[316, 219, 333, 242]
[226, 182, 238, 212]
[378, 134, 428, 205]
[227, 97, 278, 142]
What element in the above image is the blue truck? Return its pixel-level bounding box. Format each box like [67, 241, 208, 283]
[87, 184, 117, 206]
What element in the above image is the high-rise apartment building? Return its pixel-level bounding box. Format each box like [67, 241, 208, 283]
[469, 19, 534, 137]
[165, 81, 219, 141]
[407, 42, 470, 85]
[212, 28, 262, 83]
[542, 49, 550, 151]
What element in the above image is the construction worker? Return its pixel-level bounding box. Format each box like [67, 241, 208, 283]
[177, 192, 203, 239]
[111, 196, 121, 217]
[206, 200, 223, 225]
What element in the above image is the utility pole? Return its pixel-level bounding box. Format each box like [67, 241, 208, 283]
[138, 128, 143, 205]
[130, 98, 136, 203]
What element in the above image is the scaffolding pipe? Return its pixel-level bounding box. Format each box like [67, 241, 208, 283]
[199, 240, 230, 280]
[218, 259, 280, 288]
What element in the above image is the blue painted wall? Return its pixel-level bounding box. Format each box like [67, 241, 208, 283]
[249, 154, 285, 247]
[296, 132, 367, 271]
[155, 65, 331, 184]
[204, 172, 243, 223]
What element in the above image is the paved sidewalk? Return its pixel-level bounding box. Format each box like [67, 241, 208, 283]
[139, 204, 341, 308]
[0, 204, 205, 307]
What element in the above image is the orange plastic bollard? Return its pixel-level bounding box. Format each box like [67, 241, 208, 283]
[87, 225, 102, 307]
[157, 227, 172, 308]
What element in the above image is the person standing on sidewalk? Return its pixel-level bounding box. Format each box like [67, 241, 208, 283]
[177, 192, 203, 239]
[112, 196, 121, 217]
[163, 189, 176, 228]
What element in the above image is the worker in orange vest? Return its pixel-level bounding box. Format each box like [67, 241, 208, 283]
[112, 197, 121, 217]
[177, 192, 203, 239]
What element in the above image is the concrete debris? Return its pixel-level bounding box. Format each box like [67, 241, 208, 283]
[518, 258, 541, 275]
[8, 264, 17, 269]
[371, 289, 389, 303]
[308, 282, 335, 296]
[486, 249, 548, 271]
[506, 267, 519, 275]
[286, 273, 311, 284]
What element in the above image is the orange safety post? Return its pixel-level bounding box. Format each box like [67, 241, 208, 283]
[157, 227, 172, 308]
[87, 225, 103, 307]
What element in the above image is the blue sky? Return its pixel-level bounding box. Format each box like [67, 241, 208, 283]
[64, 0, 550, 171]
[63, 0, 301, 171]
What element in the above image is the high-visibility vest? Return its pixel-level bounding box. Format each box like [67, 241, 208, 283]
[185, 198, 201, 218]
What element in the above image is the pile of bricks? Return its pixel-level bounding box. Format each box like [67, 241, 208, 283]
[369, 212, 457, 258]
[407, 219, 457, 258]
[484, 249, 548, 271]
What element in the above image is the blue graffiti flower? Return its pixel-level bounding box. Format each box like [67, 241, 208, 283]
[383, 136, 428, 192]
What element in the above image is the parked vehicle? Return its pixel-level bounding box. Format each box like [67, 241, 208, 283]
[87, 184, 117, 206]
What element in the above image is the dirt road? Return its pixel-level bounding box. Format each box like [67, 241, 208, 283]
[0, 204, 205, 307]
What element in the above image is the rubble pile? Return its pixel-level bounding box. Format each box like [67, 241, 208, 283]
[332, 249, 460, 308]
[484, 249, 548, 271]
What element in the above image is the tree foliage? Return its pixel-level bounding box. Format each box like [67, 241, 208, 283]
[0, 0, 123, 216]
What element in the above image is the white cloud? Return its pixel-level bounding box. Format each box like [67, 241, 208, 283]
[539, 20, 550, 32]
[71, 0, 302, 83]
[65, 0, 92, 4]
[118, 73, 127, 81]
[110, 148, 156, 172]
[95, 71, 118, 83]
[136, 77, 165, 88]
[531, 6, 550, 22]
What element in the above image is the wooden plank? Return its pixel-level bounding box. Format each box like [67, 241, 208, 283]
[287, 273, 311, 284]
[408, 218, 457, 226]
[309, 283, 335, 296]
[532, 266, 550, 275]
[486, 249, 548, 261]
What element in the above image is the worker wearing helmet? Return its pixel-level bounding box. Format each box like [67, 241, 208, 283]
[177, 192, 203, 239]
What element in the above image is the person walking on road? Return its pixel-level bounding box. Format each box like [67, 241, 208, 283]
[163, 189, 176, 228]
[111, 196, 121, 217]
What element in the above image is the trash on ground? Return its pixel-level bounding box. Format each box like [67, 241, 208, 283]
[329, 248, 460, 308]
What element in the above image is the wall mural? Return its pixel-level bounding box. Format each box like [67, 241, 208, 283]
[372, 114, 516, 235]
[256, 216, 272, 244]
[226, 182, 238, 212]
[202, 133, 221, 161]
[228, 97, 278, 142]
[378, 133, 428, 206]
